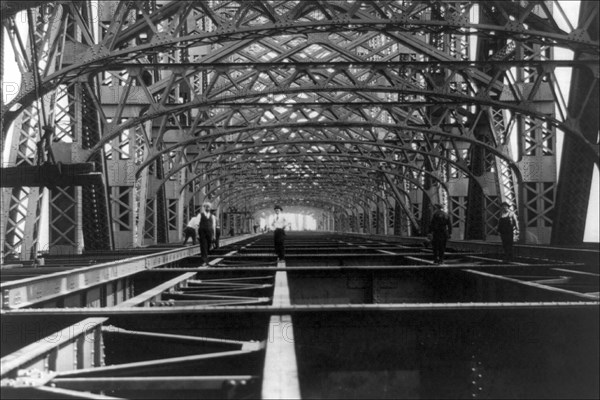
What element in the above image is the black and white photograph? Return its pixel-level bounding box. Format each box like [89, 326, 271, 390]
[1, 1, 598, 398]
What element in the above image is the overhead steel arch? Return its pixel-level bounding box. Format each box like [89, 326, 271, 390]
[134, 135, 514, 193]
[192, 169, 384, 203]
[2, 0, 597, 255]
[80, 73, 598, 164]
[185, 162, 428, 231]
[226, 196, 353, 215]
[220, 188, 375, 218]
[212, 184, 386, 213]
[178, 155, 446, 201]
[3, 0, 597, 129]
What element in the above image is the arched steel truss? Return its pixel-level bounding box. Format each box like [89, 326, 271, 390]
[183, 156, 445, 202]
[1, 0, 598, 256]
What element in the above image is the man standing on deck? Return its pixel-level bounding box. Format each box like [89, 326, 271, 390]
[270, 205, 288, 261]
[198, 201, 217, 266]
[429, 203, 452, 265]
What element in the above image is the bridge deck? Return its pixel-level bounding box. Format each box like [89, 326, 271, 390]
[1, 232, 598, 399]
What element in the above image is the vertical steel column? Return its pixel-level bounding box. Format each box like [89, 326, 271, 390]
[464, 141, 486, 240]
[464, 5, 519, 243]
[45, 6, 86, 256]
[133, 122, 150, 247]
[393, 201, 402, 236]
[155, 161, 169, 244]
[1, 8, 56, 260]
[97, 4, 143, 249]
[421, 174, 434, 236]
[552, 1, 599, 245]
[514, 68, 558, 243]
[465, 119, 498, 240]
[80, 78, 114, 251]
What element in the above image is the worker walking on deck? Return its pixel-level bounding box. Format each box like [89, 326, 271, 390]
[271, 205, 288, 261]
[498, 201, 520, 262]
[429, 203, 452, 265]
[198, 201, 217, 266]
[211, 209, 221, 249]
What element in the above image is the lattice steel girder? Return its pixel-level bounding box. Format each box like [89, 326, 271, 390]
[220, 187, 383, 213]
[3, 0, 597, 128]
[99, 59, 504, 104]
[184, 160, 427, 197]
[3, 2, 596, 177]
[0, 163, 102, 187]
[139, 137, 498, 210]
[82, 91, 598, 167]
[198, 172, 414, 207]
[206, 174, 382, 194]
[1, 5, 61, 260]
[2, 2, 115, 259]
[249, 199, 351, 215]
[136, 122, 504, 172]
[0, 246, 201, 309]
[178, 151, 449, 190]
[214, 186, 384, 212]
[201, 165, 422, 227]
[225, 193, 361, 217]
[74, 59, 596, 71]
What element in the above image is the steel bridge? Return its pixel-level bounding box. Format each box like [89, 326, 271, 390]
[1, 1, 599, 399]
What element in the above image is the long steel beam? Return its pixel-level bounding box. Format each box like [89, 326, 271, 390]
[0, 234, 258, 309]
[0, 247, 198, 309]
[3, 302, 597, 317]
[49, 376, 259, 392]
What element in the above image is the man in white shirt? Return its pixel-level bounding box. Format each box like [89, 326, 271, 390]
[270, 205, 288, 261]
[183, 212, 201, 245]
[211, 209, 220, 249]
[198, 201, 217, 266]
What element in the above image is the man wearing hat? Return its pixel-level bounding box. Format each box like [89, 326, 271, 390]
[270, 205, 288, 261]
[198, 200, 217, 266]
[497, 201, 519, 261]
[429, 203, 452, 264]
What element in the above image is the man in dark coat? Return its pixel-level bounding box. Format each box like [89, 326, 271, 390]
[429, 203, 452, 264]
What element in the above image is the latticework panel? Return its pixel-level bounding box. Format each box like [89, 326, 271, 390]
[523, 182, 556, 243]
[167, 199, 178, 232]
[49, 187, 78, 249]
[2, 187, 40, 260]
[143, 198, 155, 241]
[348, 214, 356, 233]
[484, 195, 501, 238]
[371, 210, 378, 232]
[449, 196, 467, 240]
[110, 186, 134, 248]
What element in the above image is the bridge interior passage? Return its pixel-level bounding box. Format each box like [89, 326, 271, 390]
[1, 232, 598, 399]
[1, 0, 599, 399]
[1, 0, 599, 263]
